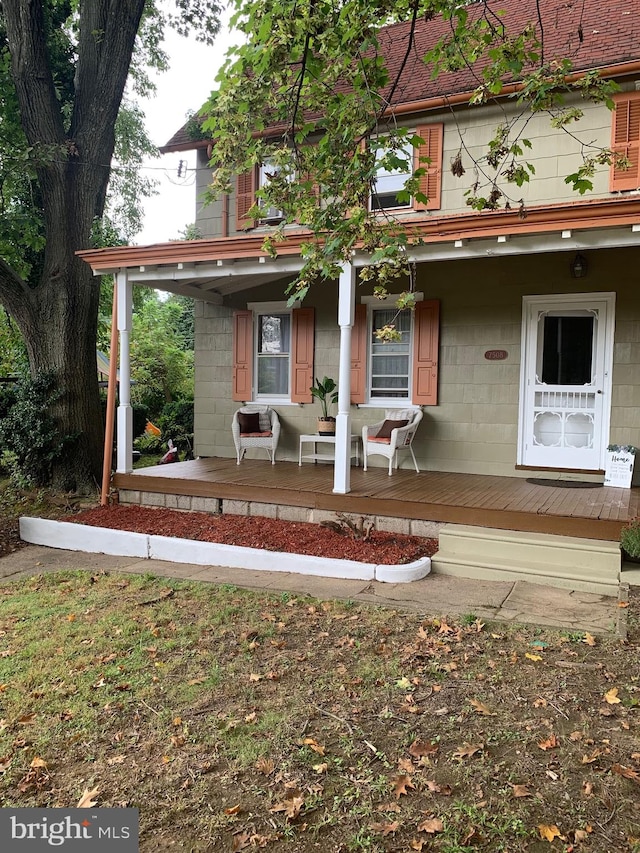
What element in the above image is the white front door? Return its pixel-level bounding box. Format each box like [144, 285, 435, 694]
[518, 292, 615, 471]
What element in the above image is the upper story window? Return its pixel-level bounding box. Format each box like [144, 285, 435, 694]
[256, 312, 290, 396]
[370, 306, 412, 399]
[258, 160, 288, 223]
[371, 140, 414, 211]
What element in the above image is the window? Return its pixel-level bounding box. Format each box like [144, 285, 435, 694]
[256, 313, 290, 396]
[351, 299, 440, 406]
[371, 140, 414, 211]
[610, 92, 640, 192]
[233, 307, 314, 403]
[370, 307, 411, 399]
[369, 125, 444, 212]
[258, 160, 287, 223]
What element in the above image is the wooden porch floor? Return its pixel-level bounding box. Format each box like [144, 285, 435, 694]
[113, 458, 640, 542]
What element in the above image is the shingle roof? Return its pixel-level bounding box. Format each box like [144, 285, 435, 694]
[160, 0, 640, 153]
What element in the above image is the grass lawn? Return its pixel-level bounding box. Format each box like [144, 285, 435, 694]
[0, 571, 638, 852]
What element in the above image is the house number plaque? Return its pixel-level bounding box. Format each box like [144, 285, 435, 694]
[484, 349, 508, 361]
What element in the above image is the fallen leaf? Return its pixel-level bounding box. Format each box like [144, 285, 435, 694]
[611, 763, 639, 783]
[569, 730, 583, 742]
[249, 673, 262, 682]
[538, 824, 563, 842]
[312, 762, 328, 774]
[574, 828, 591, 843]
[512, 784, 532, 798]
[581, 749, 602, 764]
[604, 688, 621, 704]
[370, 820, 400, 836]
[0, 756, 12, 772]
[302, 737, 325, 755]
[224, 804, 241, 815]
[270, 792, 304, 820]
[255, 758, 275, 776]
[582, 632, 596, 646]
[470, 698, 496, 716]
[525, 653, 543, 662]
[77, 787, 99, 808]
[231, 832, 251, 852]
[582, 781, 593, 796]
[417, 817, 444, 834]
[538, 734, 558, 751]
[408, 739, 438, 757]
[393, 774, 415, 798]
[453, 743, 483, 760]
[16, 713, 36, 725]
[410, 840, 425, 851]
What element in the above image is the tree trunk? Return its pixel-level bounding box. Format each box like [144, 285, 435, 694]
[0, 0, 147, 493]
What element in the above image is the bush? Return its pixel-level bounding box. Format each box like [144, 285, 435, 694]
[0, 373, 75, 487]
[620, 518, 640, 559]
[158, 399, 194, 442]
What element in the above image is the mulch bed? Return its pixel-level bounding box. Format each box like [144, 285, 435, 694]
[72, 504, 437, 565]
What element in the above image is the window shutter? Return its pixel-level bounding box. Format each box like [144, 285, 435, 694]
[350, 303, 367, 404]
[232, 310, 253, 401]
[412, 299, 440, 405]
[236, 167, 258, 230]
[291, 307, 314, 403]
[414, 124, 444, 211]
[610, 94, 640, 192]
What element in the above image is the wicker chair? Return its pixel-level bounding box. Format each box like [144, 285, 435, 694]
[232, 406, 281, 465]
[362, 408, 422, 475]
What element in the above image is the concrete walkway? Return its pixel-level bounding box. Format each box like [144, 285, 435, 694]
[0, 543, 629, 637]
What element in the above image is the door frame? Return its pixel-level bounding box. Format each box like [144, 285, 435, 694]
[517, 291, 616, 471]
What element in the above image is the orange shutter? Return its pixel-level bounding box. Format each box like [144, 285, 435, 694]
[610, 94, 640, 192]
[291, 307, 314, 403]
[350, 303, 367, 404]
[236, 167, 258, 230]
[414, 124, 444, 211]
[232, 310, 253, 401]
[411, 299, 440, 405]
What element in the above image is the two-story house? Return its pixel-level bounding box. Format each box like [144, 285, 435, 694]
[79, 0, 640, 592]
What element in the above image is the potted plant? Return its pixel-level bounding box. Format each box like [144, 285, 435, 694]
[620, 517, 640, 564]
[310, 376, 338, 435]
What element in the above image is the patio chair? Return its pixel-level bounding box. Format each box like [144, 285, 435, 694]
[232, 405, 281, 465]
[362, 408, 423, 475]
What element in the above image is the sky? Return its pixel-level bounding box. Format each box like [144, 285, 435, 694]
[134, 13, 236, 246]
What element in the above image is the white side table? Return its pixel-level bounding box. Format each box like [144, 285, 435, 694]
[299, 434, 360, 466]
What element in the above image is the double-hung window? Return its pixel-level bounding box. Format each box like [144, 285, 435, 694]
[371, 140, 414, 211]
[256, 311, 290, 397]
[350, 298, 440, 407]
[370, 307, 412, 400]
[233, 306, 314, 404]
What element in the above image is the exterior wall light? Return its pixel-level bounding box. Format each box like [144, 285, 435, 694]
[570, 253, 588, 279]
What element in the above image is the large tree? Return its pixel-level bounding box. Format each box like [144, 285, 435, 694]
[0, 0, 219, 491]
[205, 0, 618, 314]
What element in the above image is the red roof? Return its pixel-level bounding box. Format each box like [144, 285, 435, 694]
[161, 0, 640, 152]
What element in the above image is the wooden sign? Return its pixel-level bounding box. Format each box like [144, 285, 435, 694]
[484, 349, 508, 361]
[604, 447, 635, 489]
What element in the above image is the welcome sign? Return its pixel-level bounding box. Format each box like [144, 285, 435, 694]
[604, 445, 636, 489]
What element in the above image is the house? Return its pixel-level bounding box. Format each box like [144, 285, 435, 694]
[78, 0, 640, 593]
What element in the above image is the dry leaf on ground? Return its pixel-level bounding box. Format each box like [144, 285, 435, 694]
[77, 787, 99, 808]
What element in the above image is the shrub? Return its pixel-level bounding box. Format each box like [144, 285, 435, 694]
[158, 399, 194, 442]
[620, 518, 640, 559]
[0, 372, 75, 487]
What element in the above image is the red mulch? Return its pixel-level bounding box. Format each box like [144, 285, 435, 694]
[72, 504, 437, 565]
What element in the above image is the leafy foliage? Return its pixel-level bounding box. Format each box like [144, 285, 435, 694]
[0, 373, 75, 487]
[204, 0, 619, 309]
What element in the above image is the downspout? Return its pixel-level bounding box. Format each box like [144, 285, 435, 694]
[100, 282, 118, 506]
[221, 193, 229, 238]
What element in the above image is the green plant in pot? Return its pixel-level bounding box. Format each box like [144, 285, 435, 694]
[310, 376, 338, 435]
[620, 517, 640, 564]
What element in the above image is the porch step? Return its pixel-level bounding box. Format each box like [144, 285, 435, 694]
[432, 524, 620, 596]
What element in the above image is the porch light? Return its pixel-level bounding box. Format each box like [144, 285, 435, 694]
[570, 253, 588, 279]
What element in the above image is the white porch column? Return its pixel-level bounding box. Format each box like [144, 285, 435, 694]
[116, 269, 133, 473]
[333, 262, 356, 494]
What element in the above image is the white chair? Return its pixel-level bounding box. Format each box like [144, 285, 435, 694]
[362, 409, 422, 475]
[232, 406, 281, 465]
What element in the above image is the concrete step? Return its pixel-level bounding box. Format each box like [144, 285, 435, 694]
[432, 524, 620, 596]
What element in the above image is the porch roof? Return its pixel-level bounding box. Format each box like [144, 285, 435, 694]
[78, 196, 640, 301]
